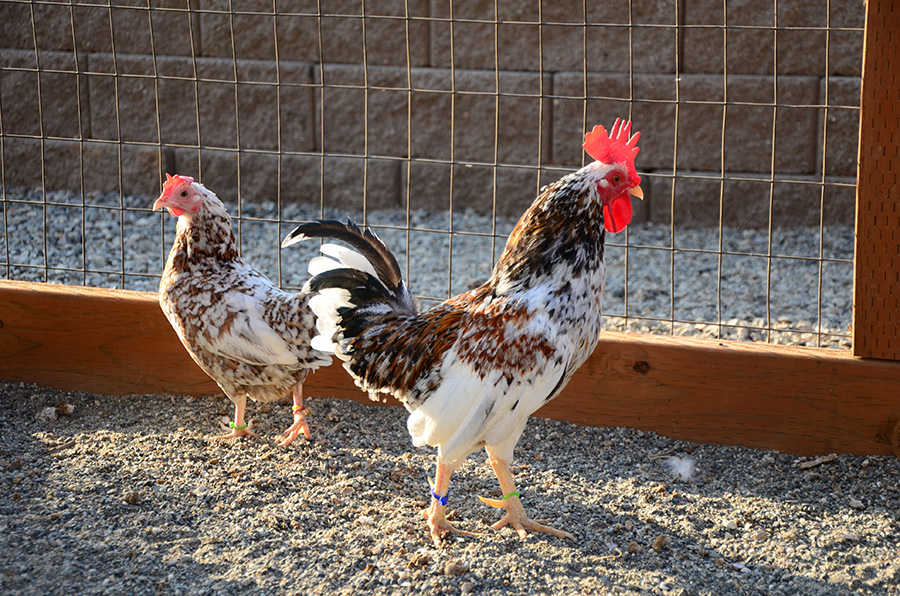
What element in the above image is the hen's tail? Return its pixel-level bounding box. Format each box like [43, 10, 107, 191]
[282, 219, 418, 358]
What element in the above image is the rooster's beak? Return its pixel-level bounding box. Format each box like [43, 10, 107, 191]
[629, 186, 644, 200]
[152, 197, 167, 211]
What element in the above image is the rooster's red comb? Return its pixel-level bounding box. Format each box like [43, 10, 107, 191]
[162, 173, 195, 194]
[583, 119, 641, 181]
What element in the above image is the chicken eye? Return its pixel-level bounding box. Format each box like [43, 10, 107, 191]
[180, 190, 189, 198]
[611, 174, 621, 185]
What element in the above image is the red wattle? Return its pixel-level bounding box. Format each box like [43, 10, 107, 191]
[603, 196, 633, 233]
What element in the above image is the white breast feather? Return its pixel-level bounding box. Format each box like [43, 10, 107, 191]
[406, 347, 567, 468]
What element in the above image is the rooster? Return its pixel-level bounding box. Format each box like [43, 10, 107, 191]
[155, 174, 331, 446]
[282, 120, 642, 542]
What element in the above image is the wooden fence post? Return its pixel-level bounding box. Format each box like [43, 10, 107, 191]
[853, 0, 900, 360]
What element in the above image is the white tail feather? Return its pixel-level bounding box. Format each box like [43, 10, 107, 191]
[320, 243, 379, 278]
[308, 289, 353, 354]
[310, 334, 336, 354]
[308, 255, 343, 277]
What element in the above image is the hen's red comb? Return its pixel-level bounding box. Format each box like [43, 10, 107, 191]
[162, 173, 195, 194]
[582, 119, 641, 181]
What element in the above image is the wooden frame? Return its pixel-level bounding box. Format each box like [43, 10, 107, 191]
[852, 0, 900, 360]
[2, 279, 898, 457]
[2, 0, 899, 458]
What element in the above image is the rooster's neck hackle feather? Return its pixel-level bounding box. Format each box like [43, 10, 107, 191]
[487, 168, 608, 297]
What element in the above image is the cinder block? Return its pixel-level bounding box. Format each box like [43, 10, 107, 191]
[429, 0, 674, 73]
[830, 0, 866, 28]
[1, 51, 83, 139]
[82, 142, 166, 195]
[820, 77, 860, 178]
[723, 75, 820, 175]
[110, 1, 200, 57]
[87, 54, 315, 152]
[0, 1, 199, 56]
[316, 64, 551, 165]
[1, 137, 45, 189]
[821, 179, 855, 227]
[682, 0, 863, 76]
[0, 2, 39, 51]
[828, 29, 864, 77]
[172, 149, 400, 213]
[2, 138, 163, 195]
[775, 29, 827, 76]
[86, 54, 160, 143]
[647, 170, 853, 228]
[199, 0, 430, 67]
[402, 160, 542, 215]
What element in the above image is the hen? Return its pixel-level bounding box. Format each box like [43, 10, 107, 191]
[155, 174, 331, 446]
[282, 120, 642, 542]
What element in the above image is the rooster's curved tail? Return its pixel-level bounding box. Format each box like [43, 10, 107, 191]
[281, 219, 418, 358]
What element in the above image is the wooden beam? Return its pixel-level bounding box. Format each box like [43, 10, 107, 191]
[853, 0, 900, 360]
[2, 280, 899, 457]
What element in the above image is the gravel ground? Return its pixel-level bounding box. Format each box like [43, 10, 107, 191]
[1, 381, 899, 596]
[2, 188, 853, 348]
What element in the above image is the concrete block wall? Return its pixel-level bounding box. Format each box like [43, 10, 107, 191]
[0, 0, 865, 226]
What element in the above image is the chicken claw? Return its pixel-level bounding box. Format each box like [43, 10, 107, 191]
[277, 404, 311, 447]
[484, 453, 574, 541]
[212, 420, 259, 440]
[484, 493, 574, 541]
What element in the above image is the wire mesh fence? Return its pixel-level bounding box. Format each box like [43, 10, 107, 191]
[0, 0, 862, 349]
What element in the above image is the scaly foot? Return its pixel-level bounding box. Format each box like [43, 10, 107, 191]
[422, 503, 484, 547]
[212, 419, 259, 440]
[277, 406, 311, 447]
[483, 451, 575, 541]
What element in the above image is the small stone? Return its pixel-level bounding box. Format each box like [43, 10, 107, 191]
[408, 552, 431, 569]
[836, 531, 860, 543]
[444, 558, 468, 576]
[37, 407, 58, 422]
[751, 529, 769, 542]
[652, 535, 667, 552]
[56, 402, 76, 416]
[723, 519, 738, 531]
[848, 497, 864, 510]
[461, 582, 475, 594]
[626, 541, 642, 554]
[341, 486, 355, 496]
[124, 491, 142, 505]
[798, 453, 837, 469]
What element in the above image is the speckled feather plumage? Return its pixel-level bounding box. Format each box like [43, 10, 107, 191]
[159, 184, 330, 406]
[294, 156, 632, 468]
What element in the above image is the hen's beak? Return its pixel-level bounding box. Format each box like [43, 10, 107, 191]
[152, 196, 167, 211]
[629, 185, 644, 200]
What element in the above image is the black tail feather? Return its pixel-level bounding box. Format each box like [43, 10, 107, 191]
[306, 267, 403, 311]
[282, 219, 403, 290]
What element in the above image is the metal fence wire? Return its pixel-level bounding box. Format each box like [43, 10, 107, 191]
[0, 1, 862, 349]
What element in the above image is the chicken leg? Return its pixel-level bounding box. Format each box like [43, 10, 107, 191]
[423, 457, 482, 547]
[277, 384, 311, 447]
[482, 451, 574, 541]
[214, 395, 259, 440]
